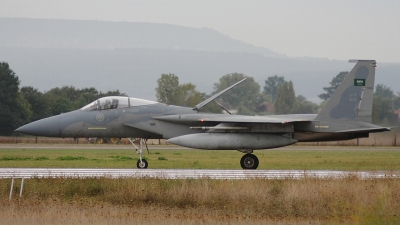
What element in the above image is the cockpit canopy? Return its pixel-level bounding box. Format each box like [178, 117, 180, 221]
[80, 96, 157, 111]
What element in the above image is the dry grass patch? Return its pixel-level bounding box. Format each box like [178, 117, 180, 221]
[1, 176, 400, 224]
[2, 201, 328, 225]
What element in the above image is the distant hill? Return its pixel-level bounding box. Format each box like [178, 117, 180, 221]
[0, 18, 283, 57]
[0, 18, 398, 103]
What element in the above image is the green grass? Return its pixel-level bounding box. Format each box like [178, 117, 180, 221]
[108, 155, 135, 161]
[0, 147, 400, 170]
[56, 156, 87, 161]
[0, 156, 32, 161]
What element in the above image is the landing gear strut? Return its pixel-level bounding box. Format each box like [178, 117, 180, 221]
[240, 154, 259, 169]
[128, 138, 149, 169]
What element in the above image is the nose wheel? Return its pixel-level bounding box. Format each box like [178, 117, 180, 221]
[128, 138, 150, 169]
[240, 154, 259, 169]
[137, 158, 148, 169]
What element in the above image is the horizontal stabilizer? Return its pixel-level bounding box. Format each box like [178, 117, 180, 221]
[334, 127, 390, 133]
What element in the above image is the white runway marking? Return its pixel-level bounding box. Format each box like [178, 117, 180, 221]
[0, 168, 397, 179]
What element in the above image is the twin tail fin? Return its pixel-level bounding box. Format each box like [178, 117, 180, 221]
[315, 60, 377, 123]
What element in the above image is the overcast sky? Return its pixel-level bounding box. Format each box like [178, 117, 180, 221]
[1, 0, 399, 63]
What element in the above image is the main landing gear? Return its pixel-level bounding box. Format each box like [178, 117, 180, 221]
[128, 138, 149, 169]
[127, 141, 260, 169]
[238, 150, 259, 169]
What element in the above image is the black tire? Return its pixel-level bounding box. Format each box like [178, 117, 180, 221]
[137, 159, 148, 169]
[240, 154, 259, 169]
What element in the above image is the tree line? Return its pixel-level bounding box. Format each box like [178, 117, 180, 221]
[155, 72, 400, 126]
[1, 62, 399, 135]
[0, 62, 123, 135]
[155, 73, 319, 115]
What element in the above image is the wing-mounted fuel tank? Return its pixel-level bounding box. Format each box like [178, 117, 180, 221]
[167, 133, 297, 150]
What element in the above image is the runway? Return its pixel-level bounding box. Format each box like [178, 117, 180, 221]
[0, 168, 397, 179]
[1, 145, 399, 180]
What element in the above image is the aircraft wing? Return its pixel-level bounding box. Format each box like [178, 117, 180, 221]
[153, 114, 315, 124]
[198, 114, 315, 124]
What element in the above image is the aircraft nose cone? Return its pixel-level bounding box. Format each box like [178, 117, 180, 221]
[15, 116, 60, 137]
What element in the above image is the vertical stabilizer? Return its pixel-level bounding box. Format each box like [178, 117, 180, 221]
[315, 60, 377, 123]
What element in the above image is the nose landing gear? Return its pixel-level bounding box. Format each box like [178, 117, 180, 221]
[128, 138, 149, 169]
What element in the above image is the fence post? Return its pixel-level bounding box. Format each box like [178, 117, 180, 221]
[9, 177, 25, 202]
[9, 178, 14, 201]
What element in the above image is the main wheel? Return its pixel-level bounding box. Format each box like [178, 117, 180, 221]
[240, 154, 259, 169]
[137, 159, 148, 169]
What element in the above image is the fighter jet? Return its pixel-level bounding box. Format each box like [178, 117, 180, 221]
[16, 60, 389, 169]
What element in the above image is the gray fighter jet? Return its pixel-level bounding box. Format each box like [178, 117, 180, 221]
[16, 60, 390, 169]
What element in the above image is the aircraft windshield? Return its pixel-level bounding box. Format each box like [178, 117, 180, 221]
[80, 96, 157, 111]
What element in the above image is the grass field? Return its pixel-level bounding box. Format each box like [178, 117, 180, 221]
[1, 146, 400, 224]
[0, 146, 400, 170]
[2, 176, 400, 224]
